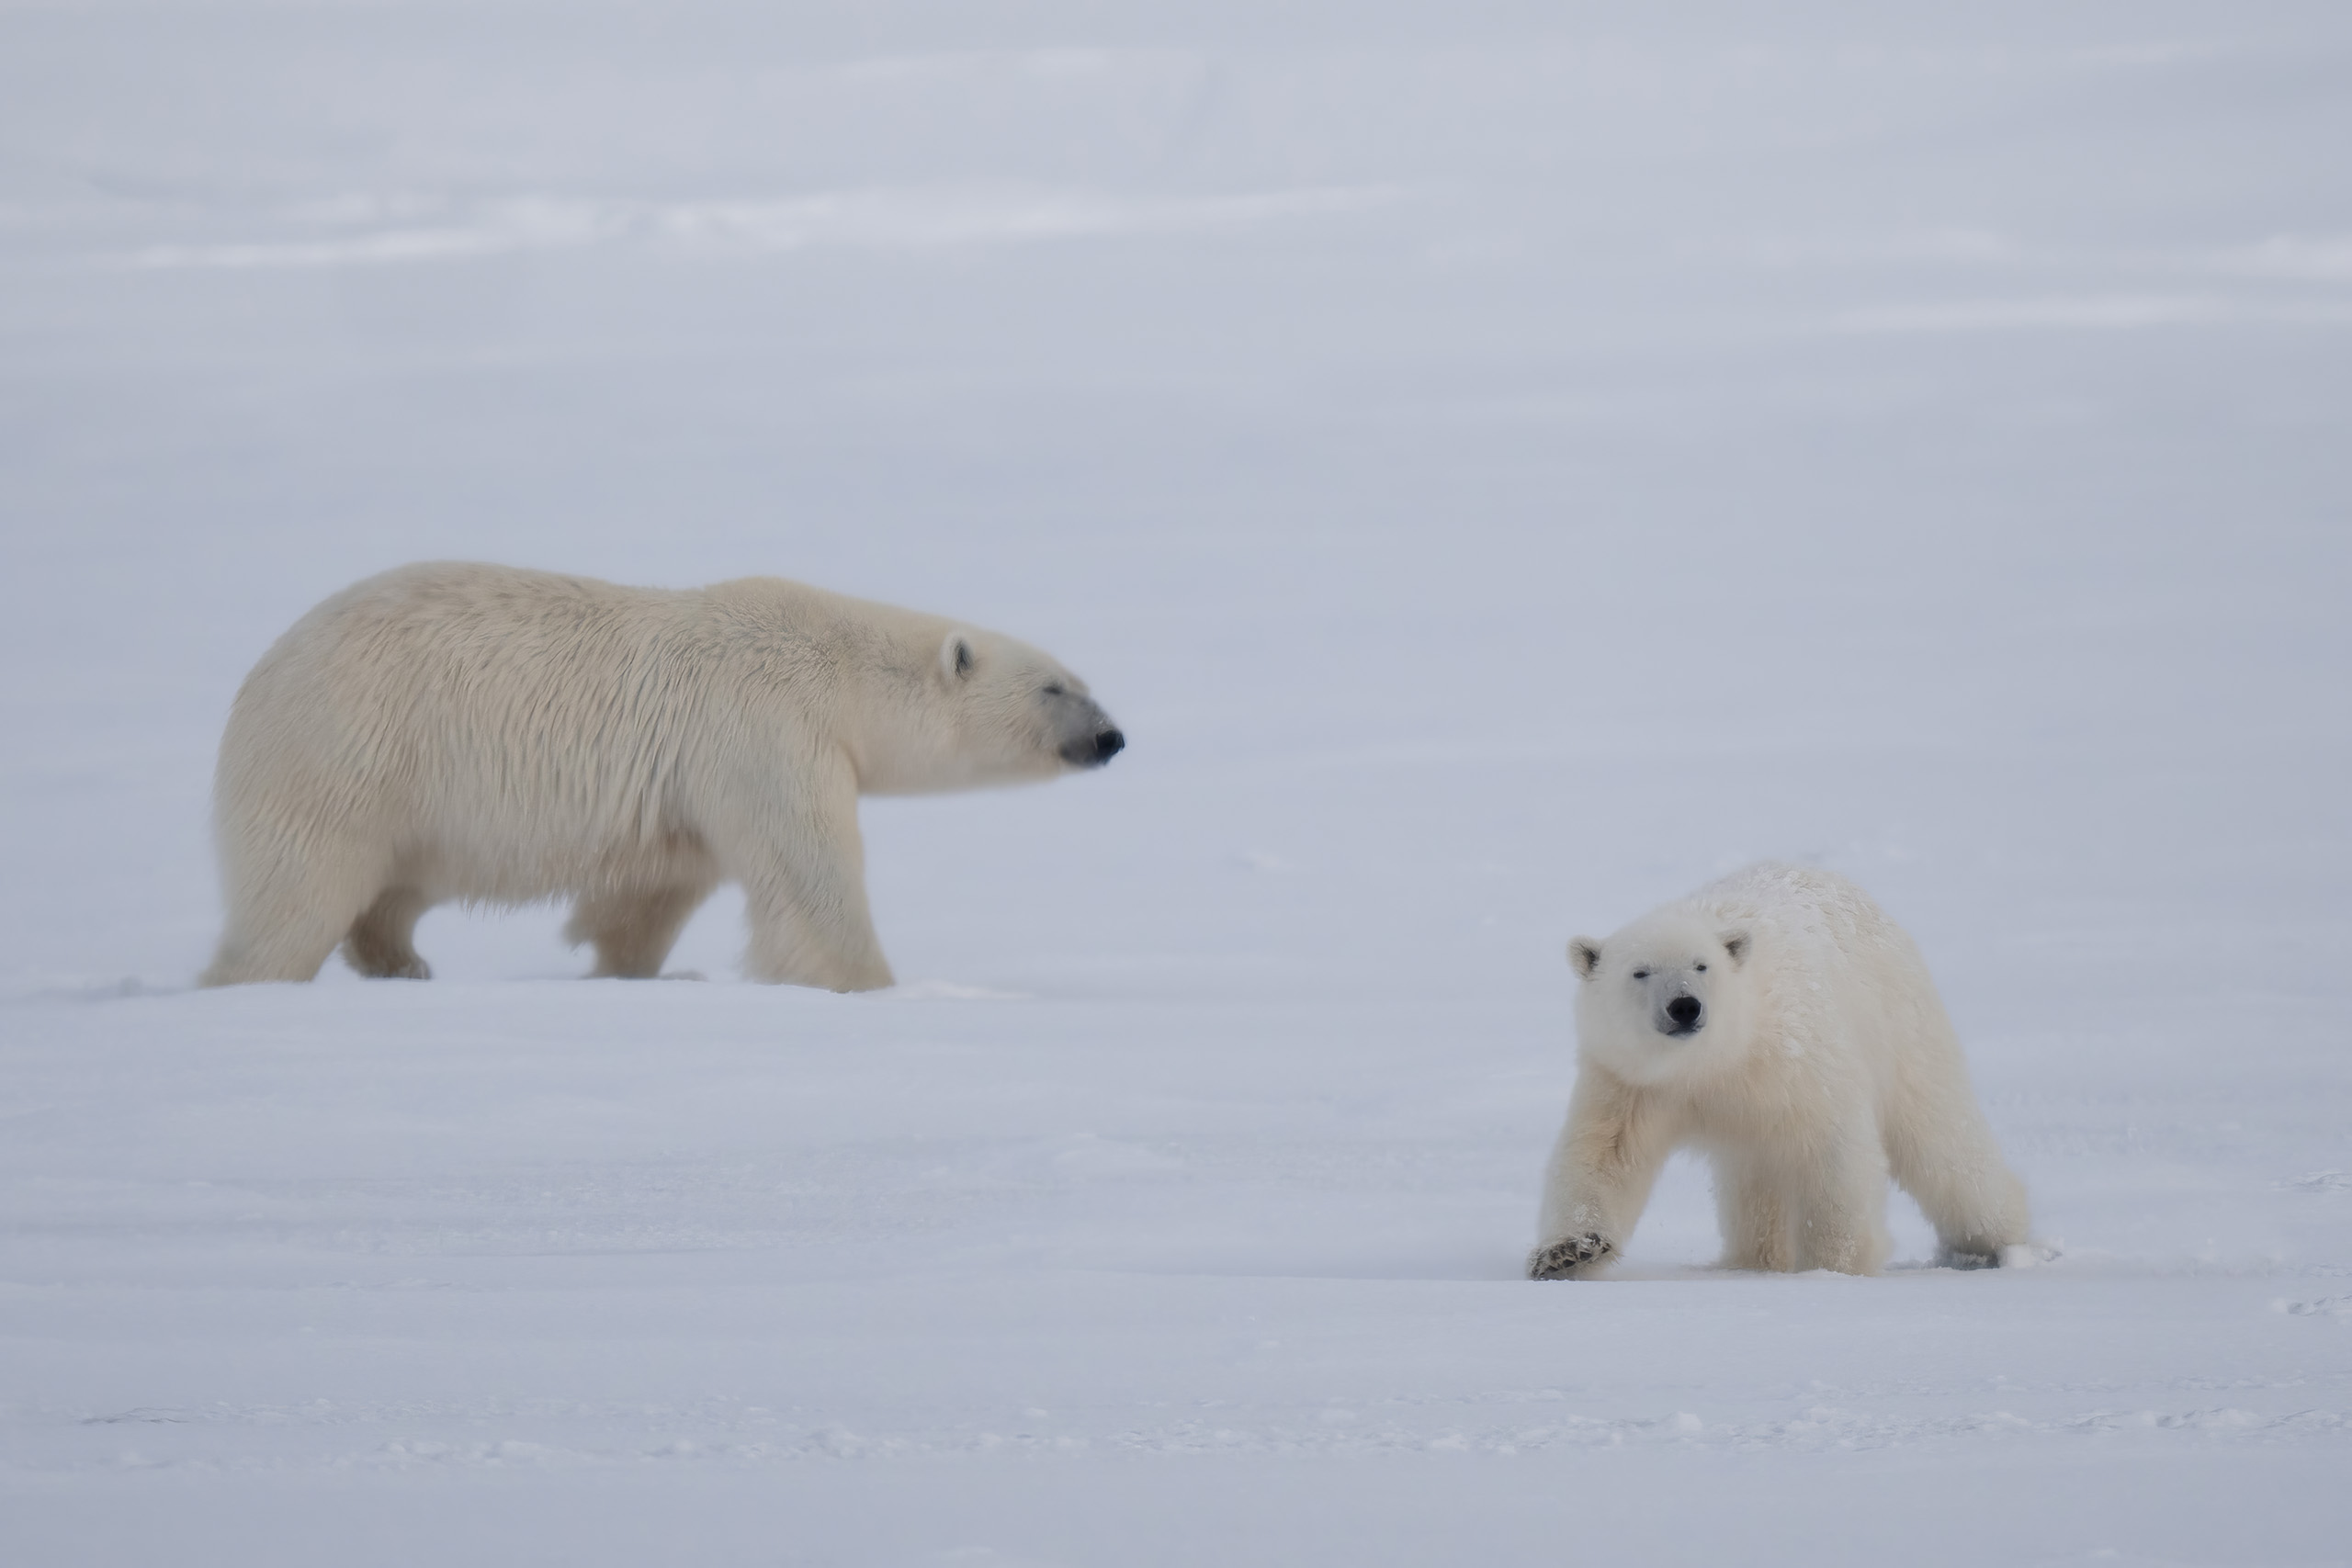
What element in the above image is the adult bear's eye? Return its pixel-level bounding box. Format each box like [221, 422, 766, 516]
[1631, 968, 1649, 980]
[1043, 682, 1066, 697]
[1695, 963, 1707, 972]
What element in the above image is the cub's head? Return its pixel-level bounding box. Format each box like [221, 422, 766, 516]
[859, 624, 1123, 794]
[1566, 910, 1751, 1085]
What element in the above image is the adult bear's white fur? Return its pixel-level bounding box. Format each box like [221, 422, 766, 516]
[1531, 863, 2029, 1279]
[200, 562, 1124, 990]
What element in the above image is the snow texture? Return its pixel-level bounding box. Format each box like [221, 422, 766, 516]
[3, 3, 2349, 1563]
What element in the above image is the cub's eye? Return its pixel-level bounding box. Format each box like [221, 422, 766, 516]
[1694, 963, 1708, 973]
[1631, 969, 1649, 980]
[1043, 682, 1067, 697]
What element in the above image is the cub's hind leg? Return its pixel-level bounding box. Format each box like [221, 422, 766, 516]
[565, 882, 714, 978]
[1790, 1124, 1895, 1276]
[1886, 1100, 2031, 1269]
[1713, 1152, 1797, 1272]
[343, 886, 433, 979]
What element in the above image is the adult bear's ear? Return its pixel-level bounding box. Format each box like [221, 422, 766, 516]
[1567, 939, 1602, 979]
[939, 632, 977, 683]
[1720, 931, 1749, 967]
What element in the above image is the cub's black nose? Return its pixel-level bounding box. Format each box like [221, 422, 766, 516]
[1093, 728, 1125, 762]
[1666, 996, 1702, 1029]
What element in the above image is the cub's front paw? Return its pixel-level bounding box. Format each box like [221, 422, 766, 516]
[1528, 1233, 1616, 1280]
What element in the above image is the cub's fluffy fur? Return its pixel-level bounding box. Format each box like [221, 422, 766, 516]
[1532, 863, 2029, 1278]
[201, 562, 1123, 989]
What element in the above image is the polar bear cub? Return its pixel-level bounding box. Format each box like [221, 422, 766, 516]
[1531, 863, 2029, 1279]
[200, 562, 1125, 991]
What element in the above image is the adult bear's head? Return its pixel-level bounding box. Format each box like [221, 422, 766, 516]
[850, 615, 1123, 795]
[1566, 908, 1753, 1088]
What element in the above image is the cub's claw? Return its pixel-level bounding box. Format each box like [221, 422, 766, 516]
[1528, 1233, 1615, 1280]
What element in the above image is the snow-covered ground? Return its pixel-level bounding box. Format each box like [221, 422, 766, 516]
[4, 4, 2350, 1562]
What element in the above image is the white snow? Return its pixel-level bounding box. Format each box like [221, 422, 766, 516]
[3, 4, 2348, 1562]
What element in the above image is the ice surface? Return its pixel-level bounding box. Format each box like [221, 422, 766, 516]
[3, 3, 2349, 1563]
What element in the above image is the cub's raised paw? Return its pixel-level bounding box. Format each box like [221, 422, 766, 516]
[1528, 1233, 1615, 1280]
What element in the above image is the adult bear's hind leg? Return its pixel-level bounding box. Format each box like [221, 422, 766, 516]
[565, 883, 713, 978]
[201, 847, 379, 987]
[343, 887, 434, 979]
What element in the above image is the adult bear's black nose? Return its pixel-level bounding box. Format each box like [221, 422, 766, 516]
[1665, 996, 1702, 1031]
[1093, 728, 1125, 763]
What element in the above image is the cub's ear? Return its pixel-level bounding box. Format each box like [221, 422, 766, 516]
[1720, 930, 1749, 967]
[939, 633, 977, 683]
[1567, 938, 1603, 979]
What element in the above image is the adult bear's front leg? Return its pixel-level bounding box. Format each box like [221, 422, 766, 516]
[729, 763, 896, 991]
[743, 885, 895, 990]
[567, 880, 718, 979]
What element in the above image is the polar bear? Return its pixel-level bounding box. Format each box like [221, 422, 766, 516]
[1530, 863, 2029, 1279]
[199, 562, 1124, 990]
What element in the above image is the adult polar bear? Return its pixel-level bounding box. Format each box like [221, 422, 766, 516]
[200, 562, 1124, 990]
[1531, 863, 2030, 1279]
